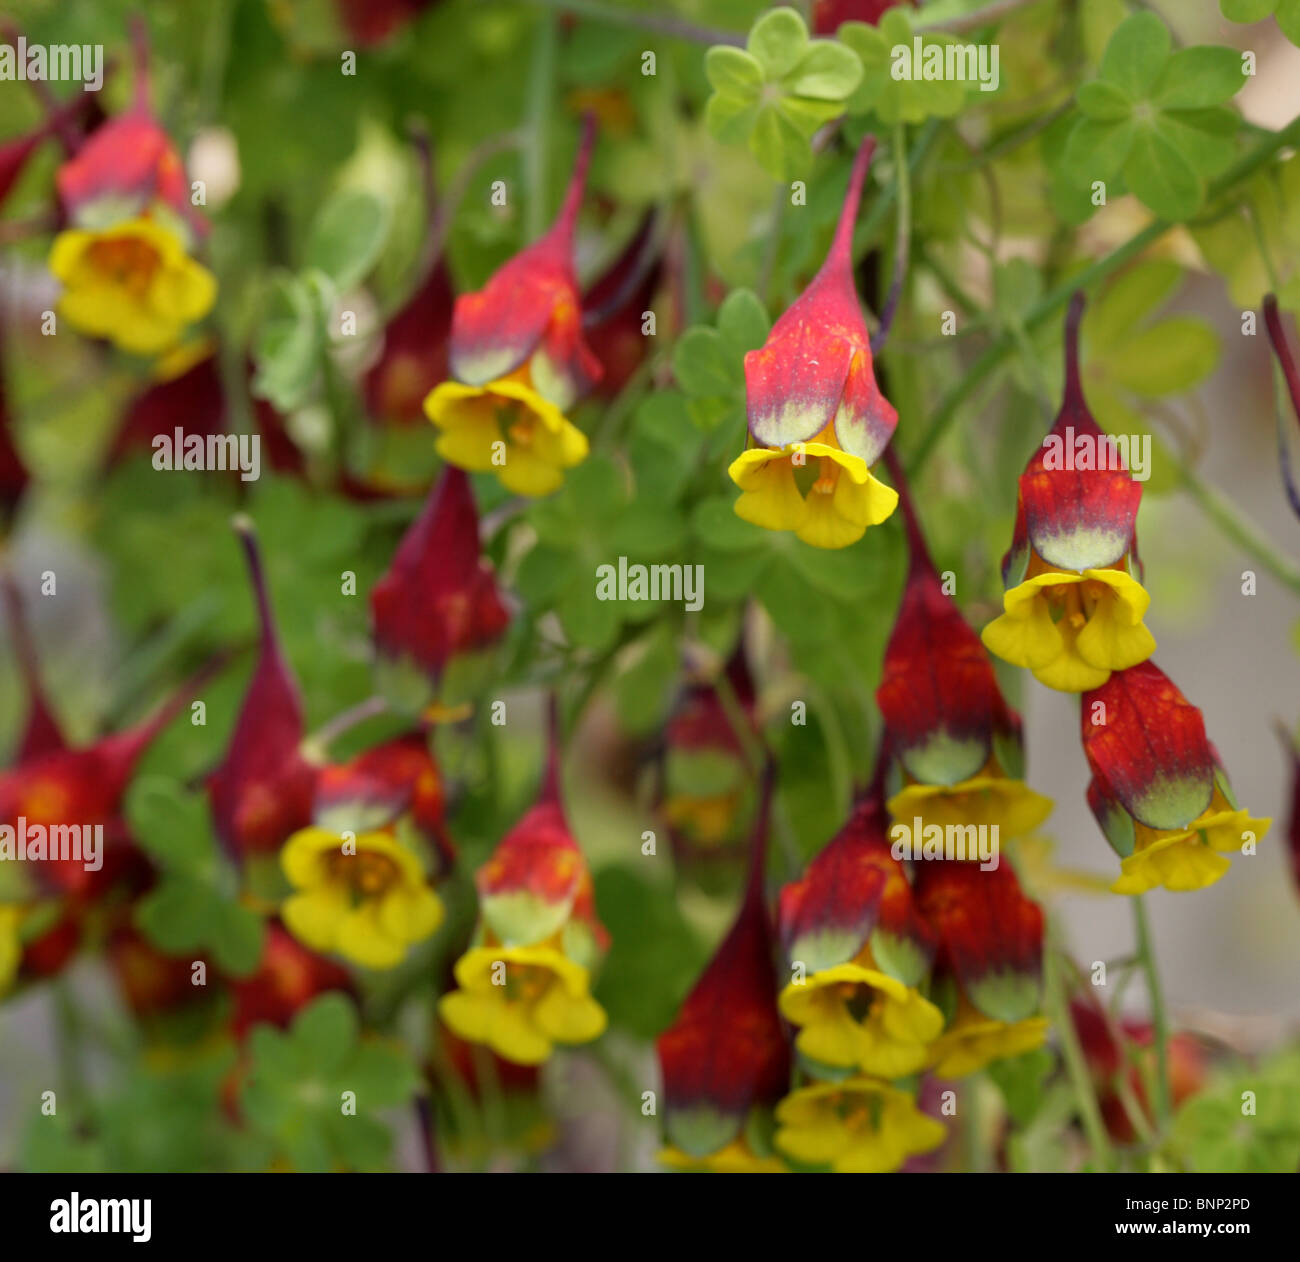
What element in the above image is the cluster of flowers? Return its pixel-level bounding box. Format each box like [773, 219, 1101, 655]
[979, 297, 1270, 896]
[655, 477, 1052, 1172]
[0, 16, 1278, 1172]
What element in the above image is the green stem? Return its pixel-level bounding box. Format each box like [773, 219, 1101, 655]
[1044, 934, 1115, 1171]
[53, 979, 91, 1132]
[517, 0, 744, 46]
[872, 121, 911, 353]
[1132, 896, 1172, 1126]
[1179, 464, 1300, 595]
[523, 11, 558, 241]
[916, 0, 1042, 33]
[855, 118, 941, 256]
[909, 114, 1300, 477]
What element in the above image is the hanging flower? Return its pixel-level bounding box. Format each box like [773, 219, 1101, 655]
[657, 769, 791, 1170]
[659, 641, 760, 865]
[313, 730, 455, 876]
[878, 466, 1053, 841]
[981, 293, 1155, 692]
[49, 20, 215, 355]
[0, 659, 222, 898]
[425, 118, 599, 496]
[777, 773, 941, 1080]
[729, 134, 899, 549]
[369, 465, 510, 706]
[1081, 661, 1269, 895]
[208, 519, 317, 861]
[773, 1078, 945, 1173]
[914, 859, 1048, 1077]
[439, 704, 609, 1065]
[280, 826, 443, 969]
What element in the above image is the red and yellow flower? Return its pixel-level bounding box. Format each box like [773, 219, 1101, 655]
[425, 119, 600, 496]
[914, 859, 1048, 1077]
[439, 710, 609, 1064]
[878, 480, 1053, 841]
[659, 642, 760, 868]
[773, 1077, 945, 1173]
[657, 775, 791, 1169]
[280, 825, 443, 970]
[777, 781, 941, 1079]
[49, 27, 214, 355]
[729, 135, 899, 550]
[1081, 661, 1269, 895]
[981, 294, 1154, 692]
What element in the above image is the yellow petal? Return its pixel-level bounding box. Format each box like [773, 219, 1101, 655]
[981, 594, 1063, 672]
[282, 884, 350, 953]
[377, 884, 444, 945]
[334, 902, 407, 969]
[730, 449, 807, 533]
[531, 983, 607, 1045]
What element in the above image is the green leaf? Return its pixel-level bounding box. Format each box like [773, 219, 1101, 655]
[1124, 126, 1202, 219]
[1076, 80, 1132, 121]
[673, 326, 740, 397]
[1098, 11, 1172, 98]
[252, 273, 322, 413]
[1086, 259, 1184, 351]
[988, 1048, 1056, 1127]
[607, 502, 687, 556]
[1104, 316, 1219, 396]
[1152, 46, 1246, 108]
[514, 542, 576, 604]
[705, 90, 760, 145]
[135, 876, 214, 955]
[692, 498, 766, 552]
[292, 994, 359, 1070]
[746, 6, 808, 79]
[209, 900, 266, 977]
[716, 288, 772, 355]
[750, 102, 814, 180]
[783, 40, 863, 100]
[126, 776, 215, 873]
[705, 45, 763, 98]
[1064, 117, 1135, 182]
[1278, 0, 1300, 44]
[592, 867, 710, 1038]
[305, 189, 391, 291]
[1154, 107, 1238, 177]
[1220, 0, 1276, 21]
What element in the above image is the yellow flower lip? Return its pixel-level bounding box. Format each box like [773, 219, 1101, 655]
[727, 429, 899, 550]
[982, 561, 1155, 693]
[280, 827, 443, 970]
[439, 941, 607, 1065]
[778, 959, 944, 1079]
[887, 771, 1054, 840]
[1110, 805, 1271, 896]
[48, 216, 216, 357]
[774, 1077, 946, 1173]
[927, 1007, 1050, 1078]
[424, 371, 589, 497]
